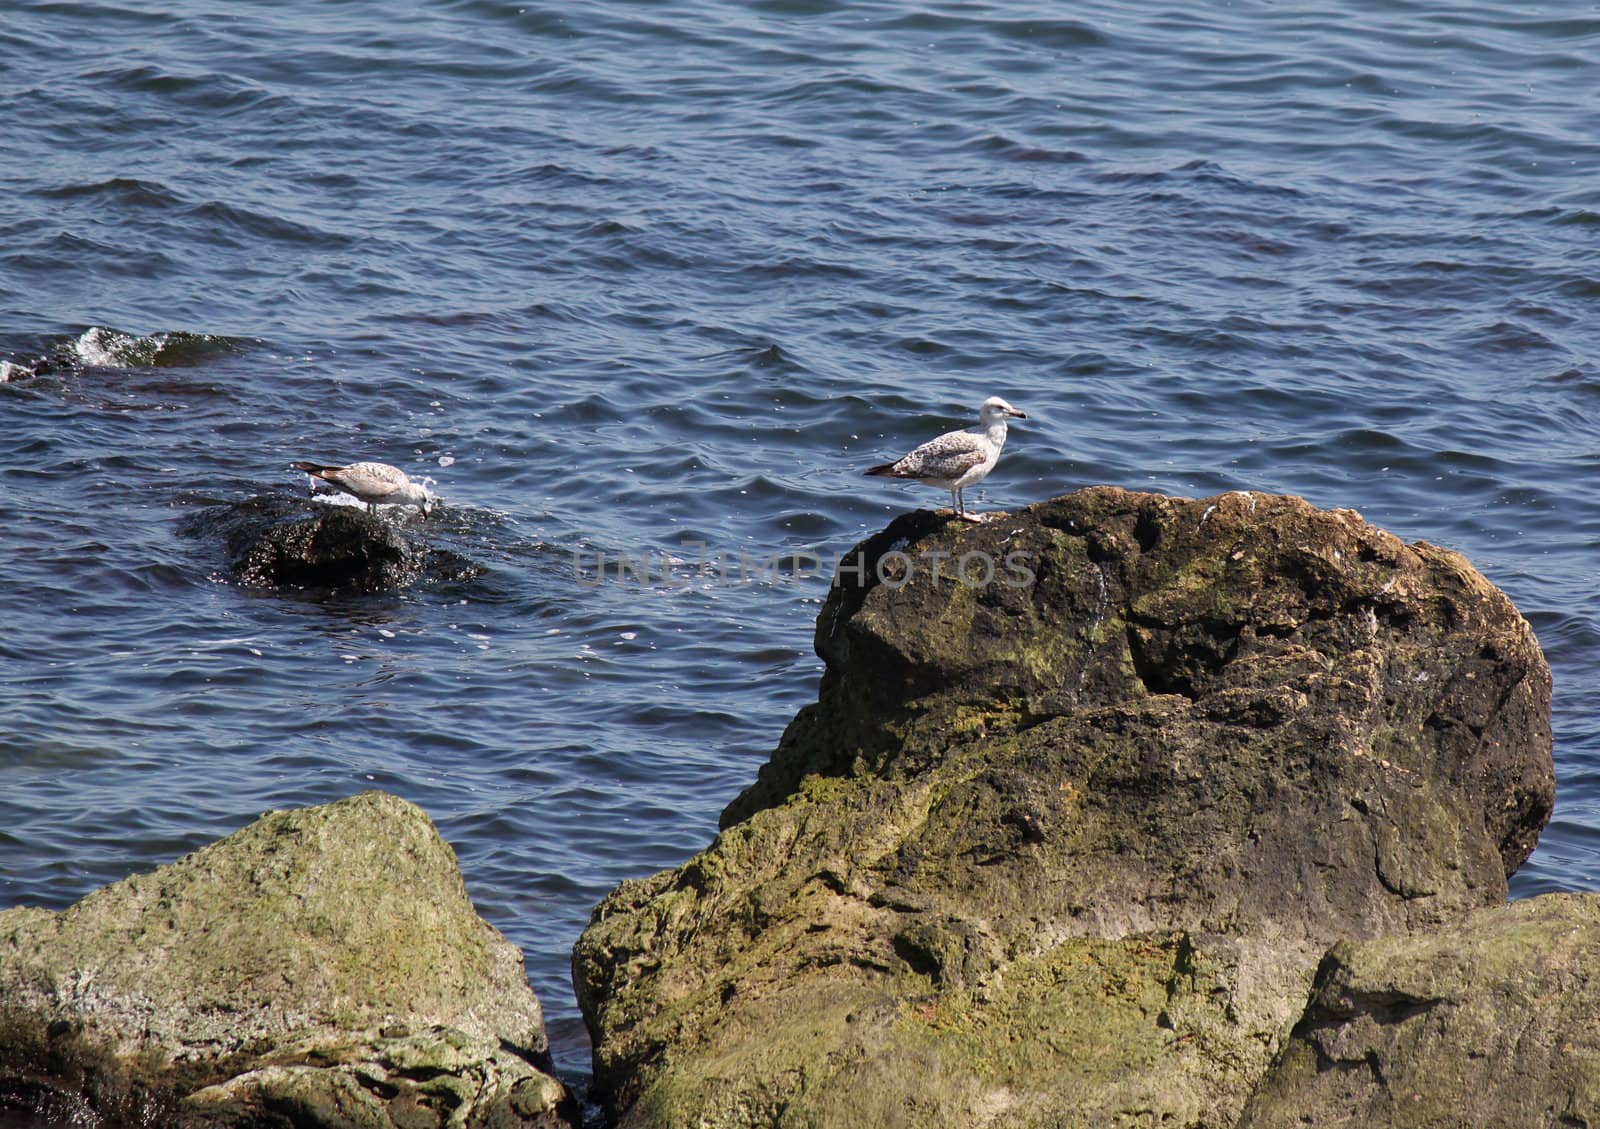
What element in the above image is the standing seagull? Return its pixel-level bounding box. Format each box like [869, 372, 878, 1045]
[292, 461, 433, 515]
[864, 396, 1026, 521]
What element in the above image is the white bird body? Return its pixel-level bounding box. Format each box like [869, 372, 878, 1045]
[864, 396, 1026, 521]
[293, 461, 433, 514]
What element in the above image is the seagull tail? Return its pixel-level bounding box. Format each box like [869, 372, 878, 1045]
[292, 461, 336, 478]
[863, 462, 901, 477]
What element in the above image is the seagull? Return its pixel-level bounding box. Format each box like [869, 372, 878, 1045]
[292, 461, 433, 515]
[864, 396, 1026, 521]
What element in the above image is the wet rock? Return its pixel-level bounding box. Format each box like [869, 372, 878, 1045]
[1239, 892, 1600, 1129]
[0, 791, 575, 1128]
[179, 494, 481, 591]
[574, 487, 1553, 1128]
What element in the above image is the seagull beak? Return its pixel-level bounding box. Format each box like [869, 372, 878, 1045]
[1009, 408, 1028, 419]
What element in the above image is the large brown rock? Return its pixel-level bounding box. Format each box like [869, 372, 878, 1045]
[574, 487, 1553, 1128]
[0, 791, 574, 1128]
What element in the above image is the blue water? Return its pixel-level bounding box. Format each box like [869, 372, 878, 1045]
[3, 0, 1598, 1120]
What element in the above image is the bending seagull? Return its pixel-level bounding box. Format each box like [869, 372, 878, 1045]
[292, 461, 433, 515]
[864, 396, 1026, 522]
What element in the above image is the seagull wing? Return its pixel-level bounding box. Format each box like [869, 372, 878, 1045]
[333, 462, 411, 501]
[892, 430, 990, 480]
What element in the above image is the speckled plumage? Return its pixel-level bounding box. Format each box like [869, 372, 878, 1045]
[293, 460, 433, 514]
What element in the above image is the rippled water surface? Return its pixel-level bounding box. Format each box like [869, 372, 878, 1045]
[3, 0, 1599, 1119]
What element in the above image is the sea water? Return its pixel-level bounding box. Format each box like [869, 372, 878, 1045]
[2, 1, 1598, 1120]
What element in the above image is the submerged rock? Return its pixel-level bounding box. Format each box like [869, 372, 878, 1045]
[1239, 892, 1600, 1129]
[574, 487, 1553, 1128]
[179, 494, 481, 591]
[0, 791, 574, 1128]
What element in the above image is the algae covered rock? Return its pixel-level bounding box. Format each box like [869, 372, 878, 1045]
[574, 487, 1553, 1128]
[1239, 892, 1600, 1129]
[0, 791, 573, 1128]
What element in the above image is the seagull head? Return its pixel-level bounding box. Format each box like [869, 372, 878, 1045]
[980, 396, 1027, 424]
[400, 478, 435, 516]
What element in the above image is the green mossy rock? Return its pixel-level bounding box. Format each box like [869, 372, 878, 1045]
[575, 487, 1553, 1128]
[1239, 892, 1600, 1129]
[0, 791, 573, 1128]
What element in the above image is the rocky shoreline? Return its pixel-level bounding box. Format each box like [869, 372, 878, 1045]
[3, 488, 1584, 1128]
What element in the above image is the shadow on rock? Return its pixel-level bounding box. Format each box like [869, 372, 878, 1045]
[1238, 892, 1600, 1128]
[179, 494, 483, 592]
